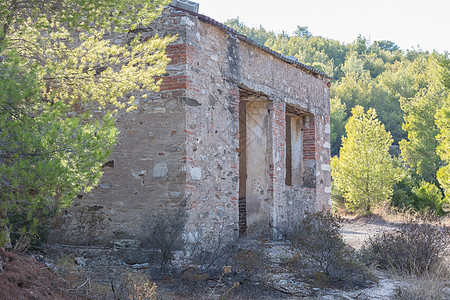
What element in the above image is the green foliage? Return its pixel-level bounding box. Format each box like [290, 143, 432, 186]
[330, 97, 347, 156]
[0, 0, 170, 34]
[436, 103, 450, 204]
[225, 18, 276, 45]
[436, 56, 450, 203]
[0, 53, 118, 247]
[399, 56, 446, 183]
[331, 106, 398, 214]
[370, 40, 400, 52]
[391, 170, 447, 215]
[414, 182, 445, 215]
[2, 0, 174, 111]
[294, 26, 312, 38]
[349, 35, 368, 56]
[0, 0, 173, 248]
[332, 54, 405, 145]
[440, 54, 450, 90]
[391, 170, 421, 210]
[330, 182, 346, 212]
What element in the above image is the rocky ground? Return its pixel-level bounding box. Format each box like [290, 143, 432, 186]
[0, 215, 448, 299]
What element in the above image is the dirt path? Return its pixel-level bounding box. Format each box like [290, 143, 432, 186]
[337, 216, 400, 299]
[340, 215, 399, 250]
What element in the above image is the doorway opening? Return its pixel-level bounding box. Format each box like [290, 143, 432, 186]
[238, 88, 270, 235]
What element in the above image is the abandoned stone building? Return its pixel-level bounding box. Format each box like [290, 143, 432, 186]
[59, 1, 332, 251]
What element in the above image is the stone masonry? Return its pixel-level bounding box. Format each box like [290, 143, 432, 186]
[57, 4, 331, 253]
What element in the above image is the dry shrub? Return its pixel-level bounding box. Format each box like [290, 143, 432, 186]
[372, 204, 450, 226]
[288, 211, 373, 288]
[232, 248, 265, 282]
[125, 271, 157, 300]
[0, 249, 78, 300]
[140, 208, 186, 273]
[360, 222, 450, 275]
[108, 270, 158, 300]
[361, 222, 450, 275]
[189, 235, 236, 278]
[394, 265, 450, 300]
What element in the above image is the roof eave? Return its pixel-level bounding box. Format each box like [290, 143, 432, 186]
[168, 5, 332, 80]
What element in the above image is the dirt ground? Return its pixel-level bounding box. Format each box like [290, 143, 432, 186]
[0, 248, 83, 300]
[0, 215, 448, 299]
[340, 214, 399, 250]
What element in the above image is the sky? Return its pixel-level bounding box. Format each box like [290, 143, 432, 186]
[193, 0, 449, 53]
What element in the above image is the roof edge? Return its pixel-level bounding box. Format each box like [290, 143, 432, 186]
[168, 5, 332, 80]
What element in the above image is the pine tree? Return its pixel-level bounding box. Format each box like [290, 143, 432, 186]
[436, 56, 450, 206]
[0, 0, 174, 248]
[331, 106, 398, 214]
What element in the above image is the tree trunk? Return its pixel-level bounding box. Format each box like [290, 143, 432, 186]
[0, 209, 11, 249]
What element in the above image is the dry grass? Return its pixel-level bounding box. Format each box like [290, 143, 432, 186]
[359, 218, 450, 299]
[394, 264, 450, 300]
[373, 206, 450, 226]
[338, 205, 450, 227]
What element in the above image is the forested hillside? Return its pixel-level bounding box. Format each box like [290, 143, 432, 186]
[226, 19, 445, 153]
[226, 18, 449, 214]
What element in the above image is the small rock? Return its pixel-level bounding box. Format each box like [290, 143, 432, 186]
[98, 183, 111, 190]
[113, 239, 139, 249]
[75, 257, 87, 267]
[131, 263, 149, 269]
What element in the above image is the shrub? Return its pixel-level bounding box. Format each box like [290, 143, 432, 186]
[288, 211, 373, 288]
[141, 208, 186, 273]
[360, 222, 450, 275]
[394, 265, 450, 300]
[391, 171, 447, 216]
[182, 215, 238, 279]
[232, 248, 265, 282]
[391, 170, 420, 210]
[73, 206, 106, 246]
[125, 271, 157, 300]
[291, 211, 344, 275]
[414, 181, 446, 215]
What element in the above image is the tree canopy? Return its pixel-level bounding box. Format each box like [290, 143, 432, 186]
[331, 106, 398, 213]
[436, 56, 450, 204]
[0, 0, 174, 248]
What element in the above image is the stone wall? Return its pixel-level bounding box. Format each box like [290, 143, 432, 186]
[180, 9, 331, 239]
[55, 8, 192, 246]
